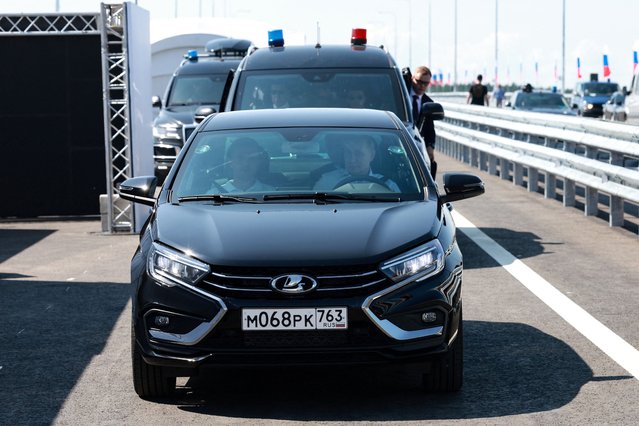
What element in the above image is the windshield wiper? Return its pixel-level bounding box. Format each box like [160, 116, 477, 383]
[177, 194, 258, 204]
[263, 192, 401, 203]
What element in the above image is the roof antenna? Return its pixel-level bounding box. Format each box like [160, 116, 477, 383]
[315, 21, 321, 48]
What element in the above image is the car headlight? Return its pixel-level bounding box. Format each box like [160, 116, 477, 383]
[380, 240, 445, 283]
[152, 122, 181, 140]
[147, 243, 210, 287]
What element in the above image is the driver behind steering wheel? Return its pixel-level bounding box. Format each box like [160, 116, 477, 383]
[313, 135, 400, 192]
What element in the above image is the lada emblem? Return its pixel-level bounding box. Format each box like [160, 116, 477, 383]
[270, 274, 318, 294]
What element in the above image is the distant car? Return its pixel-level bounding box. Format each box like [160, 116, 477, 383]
[602, 91, 627, 121]
[152, 38, 252, 183]
[571, 80, 620, 117]
[505, 90, 577, 116]
[119, 107, 485, 399]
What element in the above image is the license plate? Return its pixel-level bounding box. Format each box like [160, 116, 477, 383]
[242, 307, 348, 331]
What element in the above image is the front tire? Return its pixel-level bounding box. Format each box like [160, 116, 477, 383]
[422, 309, 463, 392]
[132, 324, 176, 399]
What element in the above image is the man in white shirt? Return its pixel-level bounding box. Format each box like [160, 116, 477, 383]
[314, 135, 400, 192]
[220, 137, 275, 193]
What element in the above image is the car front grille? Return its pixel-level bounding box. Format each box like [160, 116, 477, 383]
[199, 265, 388, 296]
[153, 144, 180, 158]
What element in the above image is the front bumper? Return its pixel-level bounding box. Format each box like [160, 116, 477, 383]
[580, 104, 604, 117]
[132, 248, 463, 371]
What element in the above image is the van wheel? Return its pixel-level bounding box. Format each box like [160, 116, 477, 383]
[422, 311, 463, 392]
[132, 325, 176, 399]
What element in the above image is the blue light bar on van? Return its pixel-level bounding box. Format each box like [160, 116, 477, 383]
[186, 49, 198, 60]
[268, 29, 284, 47]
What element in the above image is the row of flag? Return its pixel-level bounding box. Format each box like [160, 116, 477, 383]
[576, 52, 639, 79]
[426, 51, 639, 86]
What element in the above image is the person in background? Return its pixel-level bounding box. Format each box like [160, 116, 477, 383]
[404, 65, 437, 179]
[493, 84, 505, 108]
[467, 74, 490, 106]
[346, 88, 368, 108]
[270, 82, 291, 108]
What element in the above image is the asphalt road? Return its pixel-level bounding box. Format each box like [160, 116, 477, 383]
[1, 153, 638, 425]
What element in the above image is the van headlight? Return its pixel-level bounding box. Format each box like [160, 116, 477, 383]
[152, 122, 181, 140]
[147, 243, 210, 287]
[380, 240, 445, 283]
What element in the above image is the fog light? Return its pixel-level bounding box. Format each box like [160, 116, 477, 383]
[421, 312, 437, 323]
[154, 315, 170, 327]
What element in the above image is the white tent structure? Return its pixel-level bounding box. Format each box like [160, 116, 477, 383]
[149, 17, 306, 98]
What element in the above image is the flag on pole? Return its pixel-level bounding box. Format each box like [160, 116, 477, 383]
[634, 51, 638, 72]
[603, 54, 611, 77]
[432, 74, 438, 86]
[438, 72, 444, 85]
[577, 57, 582, 79]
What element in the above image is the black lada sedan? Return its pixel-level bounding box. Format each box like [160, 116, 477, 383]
[119, 108, 484, 398]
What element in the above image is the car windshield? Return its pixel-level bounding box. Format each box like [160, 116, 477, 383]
[166, 74, 227, 107]
[514, 92, 570, 109]
[171, 127, 424, 200]
[583, 83, 619, 96]
[233, 69, 407, 121]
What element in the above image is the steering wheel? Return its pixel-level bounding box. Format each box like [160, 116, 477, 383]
[207, 180, 228, 194]
[332, 175, 393, 192]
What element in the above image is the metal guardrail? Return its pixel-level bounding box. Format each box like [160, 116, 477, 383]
[436, 103, 639, 234]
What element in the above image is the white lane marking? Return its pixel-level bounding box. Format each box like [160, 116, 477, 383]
[452, 209, 639, 381]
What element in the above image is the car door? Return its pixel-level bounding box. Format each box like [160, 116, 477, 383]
[624, 73, 639, 124]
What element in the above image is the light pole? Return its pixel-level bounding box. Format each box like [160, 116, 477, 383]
[379, 11, 398, 60]
[495, 0, 499, 86]
[408, 0, 412, 69]
[562, 0, 566, 93]
[454, 0, 458, 92]
[428, 0, 432, 67]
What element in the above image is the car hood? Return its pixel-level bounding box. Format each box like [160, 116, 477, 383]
[155, 104, 218, 126]
[526, 107, 577, 115]
[152, 201, 441, 266]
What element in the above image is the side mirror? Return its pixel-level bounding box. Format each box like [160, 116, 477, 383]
[440, 172, 485, 203]
[194, 106, 217, 123]
[417, 102, 444, 133]
[118, 176, 158, 206]
[420, 102, 444, 121]
[152, 95, 162, 108]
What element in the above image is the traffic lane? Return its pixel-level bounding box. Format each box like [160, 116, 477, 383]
[0, 221, 138, 426]
[52, 299, 601, 425]
[1, 205, 636, 422]
[53, 241, 634, 423]
[437, 152, 639, 352]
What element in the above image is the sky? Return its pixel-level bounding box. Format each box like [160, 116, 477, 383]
[9, 0, 639, 91]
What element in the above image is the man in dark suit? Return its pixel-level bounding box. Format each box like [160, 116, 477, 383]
[404, 65, 437, 179]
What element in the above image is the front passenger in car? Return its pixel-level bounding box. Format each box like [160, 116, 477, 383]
[220, 137, 275, 193]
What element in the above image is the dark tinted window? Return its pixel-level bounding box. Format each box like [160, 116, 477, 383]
[582, 83, 619, 96]
[233, 70, 406, 120]
[167, 74, 227, 106]
[171, 127, 423, 198]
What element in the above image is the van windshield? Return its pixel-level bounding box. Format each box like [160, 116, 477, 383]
[583, 83, 619, 96]
[167, 74, 227, 107]
[233, 69, 407, 121]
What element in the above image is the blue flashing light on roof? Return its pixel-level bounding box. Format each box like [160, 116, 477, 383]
[186, 49, 198, 60]
[268, 29, 284, 47]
